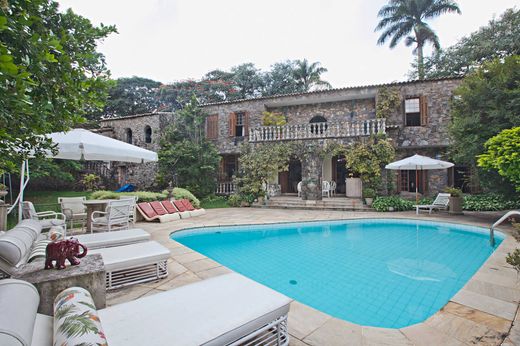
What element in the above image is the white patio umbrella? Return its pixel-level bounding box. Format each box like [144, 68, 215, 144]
[12, 128, 158, 220]
[385, 154, 454, 203]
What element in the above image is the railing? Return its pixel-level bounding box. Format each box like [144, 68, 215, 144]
[249, 118, 386, 143]
[490, 210, 520, 246]
[216, 182, 236, 195]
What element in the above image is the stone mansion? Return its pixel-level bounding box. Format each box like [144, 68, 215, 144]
[98, 77, 464, 199]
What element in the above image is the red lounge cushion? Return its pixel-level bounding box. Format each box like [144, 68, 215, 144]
[173, 200, 187, 212]
[138, 203, 157, 219]
[150, 201, 167, 215]
[161, 200, 178, 214]
[181, 199, 195, 211]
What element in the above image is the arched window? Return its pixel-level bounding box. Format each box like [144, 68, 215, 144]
[309, 116, 328, 134]
[144, 126, 152, 143]
[125, 128, 133, 144]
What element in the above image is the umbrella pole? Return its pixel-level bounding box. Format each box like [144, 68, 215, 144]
[415, 166, 419, 204]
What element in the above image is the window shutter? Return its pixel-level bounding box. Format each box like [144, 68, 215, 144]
[206, 114, 218, 139]
[402, 99, 406, 126]
[229, 113, 236, 137]
[243, 112, 249, 137]
[420, 95, 428, 126]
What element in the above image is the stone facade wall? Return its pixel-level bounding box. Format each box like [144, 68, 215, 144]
[99, 112, 174, 189]
[98, 78, 462, 195]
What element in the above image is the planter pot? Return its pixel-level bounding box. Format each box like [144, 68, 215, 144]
[257, 197, 264, 205]
[240, 201, 251, 208]
[365, 198, 373, 206]
[346, 178, 362, 198]
[0, 191, 7, 198]
[388, 206, 394, 212]
[449, 196, 463, 215]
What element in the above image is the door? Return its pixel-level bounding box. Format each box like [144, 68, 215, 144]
[279, 171, 289, 193]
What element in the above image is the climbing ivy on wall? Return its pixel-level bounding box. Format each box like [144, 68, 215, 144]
[376, 87, 401, 119]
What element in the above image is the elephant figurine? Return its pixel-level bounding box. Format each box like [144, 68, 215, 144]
[45, 238, 88, 270]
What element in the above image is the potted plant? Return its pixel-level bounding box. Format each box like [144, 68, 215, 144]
[0, 183, 7, 198]
[445, 187, 463, 215]
[363, 187, 376, 206]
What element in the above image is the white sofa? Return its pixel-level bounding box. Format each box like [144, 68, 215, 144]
[0, 273, 292, 346]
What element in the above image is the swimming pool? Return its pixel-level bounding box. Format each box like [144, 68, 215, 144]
[171, 219, 504, 328]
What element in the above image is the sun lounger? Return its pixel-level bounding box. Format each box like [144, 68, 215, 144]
[0, 221, 168, 290]
[89, 241, 169, 289]
[414, 193, 451, 214]
[173, 199, 204, 218]
[137, 202, 180, 223]
[162, 199, 191, 219]
[1, 273, 292, 346]
[181, 199, 206, 217]
[74, 228, 150, 250]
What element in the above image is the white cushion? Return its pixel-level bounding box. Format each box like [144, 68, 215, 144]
[158, 213, 181, 223]
[189, 209, 206, 217]
[30, 314, 52, 346]
[39, 219, 65, 229]
[88, 241, 170, 272]
[98, 273, 292, 346]
[75, 229, 150, 249]
[0, 279, 40, 346]
[0, 227, 36, 267]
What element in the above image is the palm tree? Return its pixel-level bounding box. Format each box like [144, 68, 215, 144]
[375, 0, 461, 79]
[293, 59, 332, 92]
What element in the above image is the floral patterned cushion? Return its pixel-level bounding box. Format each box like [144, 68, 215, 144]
[54, 287, 108, 346]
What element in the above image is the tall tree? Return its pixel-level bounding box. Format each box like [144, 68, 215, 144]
[0, 0, 116, 172]
[264, 60, 301, 96]
[449, 56, 520, 194]
[230, 63, 265, 99]
[100, 77, 161, 118]
[375, 0, 461, 79]
[419, 8, 520, 79]
[292, 59, 331, 91]
[158, 96, 220, 197]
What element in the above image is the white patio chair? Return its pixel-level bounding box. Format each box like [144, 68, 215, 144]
[297, 181, 302, 197]
[58, 196, 87, 231]
[330, 180, 337, 197]
[322, 180, 331, 198]
[119, 195, 138, 225]
[22, 201, 67, 236]
[414, 193, 451, 215]
[91, 199, 133, 233]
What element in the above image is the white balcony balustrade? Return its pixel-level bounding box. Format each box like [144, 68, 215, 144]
[248, 119, 386, 143]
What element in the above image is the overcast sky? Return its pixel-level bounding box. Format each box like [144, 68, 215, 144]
[58, 0, 518, 88]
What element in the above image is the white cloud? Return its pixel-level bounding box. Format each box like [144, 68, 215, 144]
[58, 0, 519, 87]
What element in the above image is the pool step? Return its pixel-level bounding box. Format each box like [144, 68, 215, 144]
[254, 197, 372, 211]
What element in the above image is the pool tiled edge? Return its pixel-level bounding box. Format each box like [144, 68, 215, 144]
[107, 209, 520, 346]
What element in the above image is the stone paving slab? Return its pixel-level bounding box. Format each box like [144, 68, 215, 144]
[98, 208, 520, 345]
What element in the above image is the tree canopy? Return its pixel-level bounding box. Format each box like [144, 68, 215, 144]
[375, 0, 461, 79]
[419, 8, 520, 79]
[449, 55, 520, 193]
[158, 96, 220, 197]
[478, 127, 520, 191]
[0, 0, 116, 173]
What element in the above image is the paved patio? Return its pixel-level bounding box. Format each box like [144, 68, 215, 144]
[104, 208, 520, 346]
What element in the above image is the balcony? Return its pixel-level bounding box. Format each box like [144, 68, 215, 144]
[248, 118, 386, 143]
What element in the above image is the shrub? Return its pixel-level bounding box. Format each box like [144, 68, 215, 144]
[228, 194, 241, 207]
[444, 187, 463, 197]
[362, 187, 376, 198]
[200, 195, 229, 209]
[172, 187, 200, 208]
[463, 194, 520, 211]
[372, 196, 414, 212]
[81, 173, 101, 191]
[91, 190, 167, 202]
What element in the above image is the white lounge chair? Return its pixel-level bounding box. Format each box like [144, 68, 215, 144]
[414, 193, 451, 214]
[22, 201, 67, 235]
[58, 196, 87, 230]
[0, 273, 292, 346]
[75, 228, 150, 250]
[0, 221, 168, 289]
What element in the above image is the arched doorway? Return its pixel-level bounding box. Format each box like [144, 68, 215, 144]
[309, 116, 328, 134]
[278, 158, 302, 194]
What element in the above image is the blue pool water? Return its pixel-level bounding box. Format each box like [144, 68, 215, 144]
[171, 219, 503, 328]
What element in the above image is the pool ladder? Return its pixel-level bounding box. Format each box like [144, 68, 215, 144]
[490, 210, 520, 247]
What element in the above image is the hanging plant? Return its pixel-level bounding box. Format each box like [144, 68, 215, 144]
[376, 87, 401, 119]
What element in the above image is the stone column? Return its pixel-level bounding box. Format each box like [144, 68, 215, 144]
[301, 153, 323, 201]
[0, 201, 9, 232]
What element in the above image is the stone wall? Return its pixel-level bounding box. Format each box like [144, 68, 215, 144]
[98, 78, 462, 195]
[99, 112, 174, 189]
